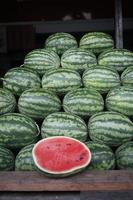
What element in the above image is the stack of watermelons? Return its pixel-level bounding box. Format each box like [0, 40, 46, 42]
[0, 32, 133, 176]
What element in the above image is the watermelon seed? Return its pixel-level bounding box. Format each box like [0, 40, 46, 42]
[66, 143, 71, 146]
[55, 144, 61, 147]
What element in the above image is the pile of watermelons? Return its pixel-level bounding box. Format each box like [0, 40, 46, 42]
[0, 32, 133, 176]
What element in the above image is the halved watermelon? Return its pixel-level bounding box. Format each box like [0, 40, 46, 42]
[32, 136, 91, 177]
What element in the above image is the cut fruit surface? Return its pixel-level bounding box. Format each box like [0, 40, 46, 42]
[32, 136, 91, 177]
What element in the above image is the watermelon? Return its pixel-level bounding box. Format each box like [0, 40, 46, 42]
[41, 112, 88, 142]
[44, 32, 78, 55]
[15, 144, 35, 171]
[18, 88, 61, 120]
[0, 113, 40, 149]
[2, 67, 41, 96]
[32, 136, 91, 177]
[61, 48, 97, 73]
[85, 141, 115, 170]
[82, 65, 120, 94]
[121, 66, 133, 87]
[106, 86, 133, 116]
[98, 48, 133, 72]
[88, 111, 133, 146]
[0, 146, 15, 171]
[115, 141, 133, 169]
[79, 32, 114, 54]
[63, 88, 104, 118]
[24, 48, 60, 75]
[42, 68, 82, 95]
[0, 88, 16, 115]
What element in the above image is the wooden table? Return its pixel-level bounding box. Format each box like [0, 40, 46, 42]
[0, 170, 133, 200]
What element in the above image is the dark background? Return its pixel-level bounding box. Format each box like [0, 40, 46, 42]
[0, 0, 133, 76]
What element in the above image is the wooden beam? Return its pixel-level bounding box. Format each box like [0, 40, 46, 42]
[0, 170, 133, 191]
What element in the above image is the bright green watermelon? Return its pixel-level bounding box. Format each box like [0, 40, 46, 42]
[0, 146, 15, 171]
[82, 65, 120, 94]
[0, 88, 16, 115]
[79, 32, 114, 54]
[41, 112, 88, 142]
[45, 32, 78, 55]
[15, 144, 35, 171]
[32, 136, 91, 177]
[24, 48, 60, 75]
[2, 67, 41, 96]
[0, 113, 40, 149]
[85, 141, 115, 170]
[115, 141, 133, 169]
[63, 88, 104, 118]
[18, 88, 61, 120]
[106, 86, 133, 116]
[88, 111, 133, 146]
[98, 48, 133, 72]
[42, 68, 82, 95]
[61, 48, 97, 73]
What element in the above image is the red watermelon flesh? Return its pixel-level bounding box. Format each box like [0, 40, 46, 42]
[32, 136, 91, 176]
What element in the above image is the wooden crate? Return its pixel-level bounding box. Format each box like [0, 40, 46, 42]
[0, 170, 133, 200]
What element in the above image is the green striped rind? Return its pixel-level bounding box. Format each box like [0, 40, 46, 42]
[85, 141, 115, 170]
[98, 48, 133, 72]
[42, 68, 82, 95]
[0, 88, 16, 115]
[115, 141, 133, 169]
[0, 146, 15, 171]
[0, 113, 40, 149]
[63, 88, 104, 118]
[61, 48, 97, 73]
[82, 65, 120, 94]
[121, 66, 133, 87]
[79, 32, 114, 54]
[41, 112, 88, 142]
[24, 48, 60, 75]
[45, 32, 78, 55]
[2, 67, 41, 96]
[15, 144, 35, 171]
[106, 86, 133, 116]
[88, 111, 133, 146]
[18, 88, 61, 120]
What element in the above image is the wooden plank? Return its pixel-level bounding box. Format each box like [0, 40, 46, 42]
[80, 191, 133, 200]
[115, 0, 123, 48]
[0, 170, 133, 192]
[0, 192, 80, 200]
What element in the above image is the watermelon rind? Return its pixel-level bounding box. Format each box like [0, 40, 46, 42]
[42, 68, 82, 95]
[45, 32, 78, 55]
[63, 88, 104, 118]
[85, 141, 115, 170]
[32, 136, 91, 177]
[121, 66, 133, 87]
[41, 112, 88, 142]
[0, 146, 15, 171]
[98, 48, 133, 72]
[2, 67, 41, 96]
[61, 48, 97, 73]
[79, 32, 114, 54]
[15, 144, 35, 171]
[18, 88, 61, 119]
[82, 65, 120, 94]
[88, 111, 133, 146]
[0, 88, 16, 115]
[0, 113, 40, 149]
[115, 141, 133, 169]
[24, 48, 60, 75]
[106, 86, 133, 116]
